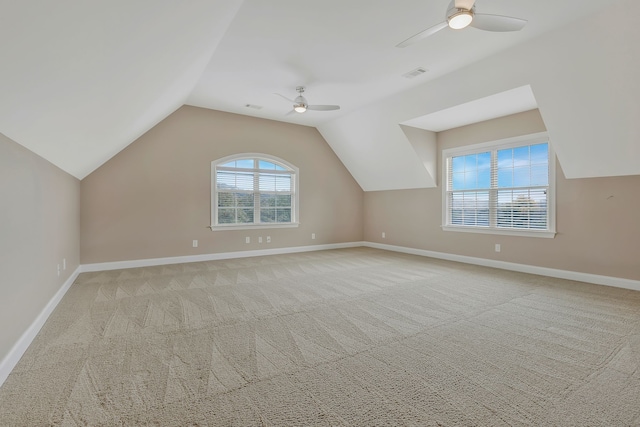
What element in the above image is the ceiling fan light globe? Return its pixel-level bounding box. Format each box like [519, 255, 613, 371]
[294, 104, 307, 113]
[448, 10, 473, 29]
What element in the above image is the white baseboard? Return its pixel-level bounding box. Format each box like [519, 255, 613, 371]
[364, 242, 640, 292]
[0, 266, 81, 388]
[82, 241, 640, 290]
[80, 242, 366, 272]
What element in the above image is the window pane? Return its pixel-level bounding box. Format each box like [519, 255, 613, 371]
[452, 172, 464, 191]
[463, 172, 476, 190]
[236, 159, 254, 169]
[464, 154, 477, 172]
[260, 193, 275, 207]
[235, 172, 254, 191]
[259, 173, 276, 191]
[452, 156, 464, 173]
[513, 146, 530, 167]
[530, 143, 548, 164]
[450, 152, 490, 191]
[497, 189, 547, 229]
[275, 175, 291, 192]
[218, 171, 254, 191]
[236, 193, 254, 207]
[238, 208, 254, 223]
[497, 169, 513, 188]
[476, 192, 490, 226]
[220, 161, 236, 167]
[451, 191, 489, 227]
[497, 149, 512, 168]
[218, 208, 236, 224]
[216, 171, 236, 189]
[450, 193, 463, 225]
[477, 169, 490, 189]
[531, 164, 549, 186]
[513, 167, 530, 187]
[277, 209, 292, 223]
[275, 164, 286, 171]
[218, 192, 235, 207]
[276, 194, 291, 207]
[260, 208, 275, 223]
[259, 160, 276, 170]
[477, 152, 491, 170]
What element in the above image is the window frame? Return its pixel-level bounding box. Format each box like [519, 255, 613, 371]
[211, 153, 299, 231]
[442, 132, 556, 238]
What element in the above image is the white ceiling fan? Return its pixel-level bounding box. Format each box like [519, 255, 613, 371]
[276, 86, 340, 115]
[396, 0, 527, 48]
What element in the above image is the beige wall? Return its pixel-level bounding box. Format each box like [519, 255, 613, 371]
[80, 106, 364, 263]
[364, 110, 640, 281]
[0, 133, 80, 363]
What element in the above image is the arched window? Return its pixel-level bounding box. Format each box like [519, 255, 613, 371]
[211, 154, 299, 229]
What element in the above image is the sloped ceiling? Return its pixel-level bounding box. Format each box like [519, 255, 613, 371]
[1, 0, 637, 188]
[0, 0, 243, 179]
[318, 0, 640, 190]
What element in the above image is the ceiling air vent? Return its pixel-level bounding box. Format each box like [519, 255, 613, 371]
[402, 67, 428, 79]
[245, 104, 263, 110]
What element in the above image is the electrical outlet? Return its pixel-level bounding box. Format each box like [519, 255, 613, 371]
[259, 236, 263, 243]
[311, 233, 316, 240]
[495, 244, 501, 253]
[266, 236, 271, 243]
[245, 236, 250, 244]
[382, 232, 386, 239]
[193, 240, 198, 248]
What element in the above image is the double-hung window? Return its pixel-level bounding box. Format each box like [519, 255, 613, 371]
[442, 133, 555, 238]
[211, 154, 299, 230]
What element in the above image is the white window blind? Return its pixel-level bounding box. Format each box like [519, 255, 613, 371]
[212, 155, 298, 229]
[443, 134, 555, 238]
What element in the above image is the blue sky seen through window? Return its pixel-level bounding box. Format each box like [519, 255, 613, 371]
[451, 143, 548, 191]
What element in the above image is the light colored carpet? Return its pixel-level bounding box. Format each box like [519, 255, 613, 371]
[1, 247, 640, 426]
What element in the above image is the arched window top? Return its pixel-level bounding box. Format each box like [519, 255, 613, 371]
[211, 154, 299, 230]
[213, 153, 297, 173]
[219, 159, 288, 171]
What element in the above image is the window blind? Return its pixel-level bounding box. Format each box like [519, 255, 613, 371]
[445, 141, 552, 235]
[214, 157, 295, 226]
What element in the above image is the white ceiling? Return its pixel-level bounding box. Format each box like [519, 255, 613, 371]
[187, 0, 620, 128]
[0, 0, 634, 184]
[401, 85, 538, 132]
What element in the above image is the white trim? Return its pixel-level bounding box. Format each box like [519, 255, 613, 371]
[80, 242, 365, 272]
[363, 242, 640, 292]
[210, 222, 300, 231]
[442, 132, 556, 238]
[0, 266, 81, 388]
[441, 225, 556, 239]
[443, 132, 549, 156]
[81, 241, 640, 290]
[211, 153, 299, 229]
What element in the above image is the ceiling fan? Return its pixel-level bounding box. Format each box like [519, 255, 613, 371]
[396, 0, 527, 48]
[275, 86, 340, 115]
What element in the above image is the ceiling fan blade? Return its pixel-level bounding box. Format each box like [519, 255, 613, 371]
[396, 21, 448, 48]
[285, 109, 296, 116]
[274, 93, 296, 103]
[471, 14, 527, 32]
[454, 0, 476, 10]
[307, 105, 340, 111]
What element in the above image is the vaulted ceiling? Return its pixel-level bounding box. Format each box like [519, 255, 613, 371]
[1, 0, 637, 191]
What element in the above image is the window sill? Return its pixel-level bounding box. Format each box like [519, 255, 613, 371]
[210, 223, 300, 231]
[442, 225, 556, 239]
